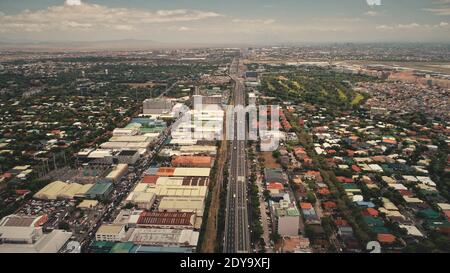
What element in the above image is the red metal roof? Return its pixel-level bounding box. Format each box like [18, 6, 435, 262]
[300, 203, 313, 210]
[267, 182, 284, 190]
[351, 165, 362, 172]
[377, 234, 396, 244]
[365, 208, 379, 217]
[156, 167, 175, 176]
[172, 156, 213, 167]
[137, 211, 195, 227]
[323, 201, 337, 209]
[141, 176, 159, 184]
[336, 176, 354, 183]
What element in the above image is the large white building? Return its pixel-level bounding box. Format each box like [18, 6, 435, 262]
[112, 128, 139, 136]
[127, 228, 199, 249]
[33, 181, 93, 200]
[0, 224, 72, 253]
[105, 164, 128, 182]
[143, 98, 173, 115]
[125, 191, 156, 210]
[158, 196, 205, 217]
[95, 224, 126, 242]
[171, 108, 224, 141]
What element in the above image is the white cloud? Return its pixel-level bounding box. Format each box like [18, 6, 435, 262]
[376, 25, 394, 30]
[65, 0, 82, 6]
[232, 18, 276, 25]
[397, 23, 421, 29]
[63, 21, 93, 29]
[0, 2, 222, 33]
[376, 22, 450, 31]
[313, 17, 364, 23]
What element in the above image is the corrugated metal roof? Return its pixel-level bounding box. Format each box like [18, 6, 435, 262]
[137, 211, 194, 226]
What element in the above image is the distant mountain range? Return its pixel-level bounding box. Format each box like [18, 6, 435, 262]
[0, 39, 225, 51]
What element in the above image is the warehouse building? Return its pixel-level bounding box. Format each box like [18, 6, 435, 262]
[0, 214, 48, 227]
[172, 156, 214, 168]
[76, 148, 96, 162]
[74, 184, 96, 199]
[87, 149, 113, 160]
[155, 176, 210, 187]
[156, 167, 211, 177]
[115, 150, 140, 165]
[85, 181, 113, 200]
[146, 185, 208, 198]
[105, 164, 128, 182]
[140, 175, 159, 185]
[88, 241, 115, 253]
[95, 224, 126, 242]
[136, 212, 197, 230]
[129, 117, 167, 134]
[34, 181, 93, 200]
[170, 139, 198, 146]
[171, 125, 223, 141]
[158, 197, 205, 217]
[34, 181, 69, 200]
[130, 245, 193, 253]
[179, 145, 217, 156]
[113, 209, 143, 228]
[55, 183, 84, 199]
[143, 98, 173, 115]
[84, 149, 142, 165]
[131, 180, 208, 199]
[112, 128, 139, 136]
[0, 226, 71, 253]
[127, 228, 199, 249]
[109, 135, 153, 143]
[159, 148, 182, 157]
[125, 191, 156, 210]
[100, 142, 151, 151]
[193, 95, 223, 105]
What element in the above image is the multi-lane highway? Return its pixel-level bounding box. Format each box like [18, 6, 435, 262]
[224, 57, 250, 253]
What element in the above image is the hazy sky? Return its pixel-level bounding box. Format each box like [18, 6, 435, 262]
[0, 0, 449, 44]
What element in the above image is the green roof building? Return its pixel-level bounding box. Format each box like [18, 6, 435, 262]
[85, 181, 113, 200]
[89, 241, 115, 253]
[418, 209, 442, 220]
[110, 242, 134, 253]
[363, 216, 385, 227]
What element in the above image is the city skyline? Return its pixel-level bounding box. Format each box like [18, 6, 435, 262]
[1, 0, 450, 45]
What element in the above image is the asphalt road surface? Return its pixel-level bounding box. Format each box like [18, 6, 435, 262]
[224, 57, 250, 253]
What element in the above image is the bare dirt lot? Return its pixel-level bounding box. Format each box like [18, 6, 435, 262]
[261, 152, 281, 168]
